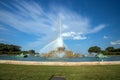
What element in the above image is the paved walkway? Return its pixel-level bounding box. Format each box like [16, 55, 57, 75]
[0, 60, 120, 66]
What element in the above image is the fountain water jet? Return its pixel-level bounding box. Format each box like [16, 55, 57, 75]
[39, 16, 70, 58]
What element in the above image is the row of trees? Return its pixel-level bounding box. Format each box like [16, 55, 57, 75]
[0, 43, 120, 55]
[0, 43, 21, 54]
[0, 43, 36, 55]
[88, 46, 120, 55]
[21, 50, 36, 55]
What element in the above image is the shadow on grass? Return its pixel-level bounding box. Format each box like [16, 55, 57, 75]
[49, 75, 66, 80]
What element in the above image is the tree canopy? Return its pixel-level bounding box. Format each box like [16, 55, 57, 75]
[0, 43, 21, 54]
[0, 43, 120, 55]
[88, 46, 101, 54]
[88, 46, 120, 55]
[105, 47, 114, 52]
[28, 50, 35, 55]
[105, 47, 120, 55]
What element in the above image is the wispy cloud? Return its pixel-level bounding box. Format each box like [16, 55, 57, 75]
[110, 40, 120, 45]
[88, 24, 105, 34]
[0, 1, 56, 35]
[0, 38, 8, 42]
[103, 36, 109, 39]
[0, 25, 8, 31]
[0, 1, 106, 49]
[62, 32, 87, 40]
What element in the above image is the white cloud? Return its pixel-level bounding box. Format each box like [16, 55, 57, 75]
[0, 1, 106, 48]
[73, 35, 87, 40]
[0, 1, 105, 35]
[0, 26, 8, 31]
[103, 36, 109, 39]
[0, 38, 6, 42]
[110, 40, 120, 45]
[62, 32, 76, 37]
[63, 24, 69, 30]
[0, 1, 57, 36]
[62, 31, 87, 40]
[88, 24, 105, 33]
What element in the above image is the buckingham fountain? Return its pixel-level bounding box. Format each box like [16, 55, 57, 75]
[39, 17, 79, 58]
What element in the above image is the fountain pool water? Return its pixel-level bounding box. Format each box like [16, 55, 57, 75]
[0, 55, 120, 62]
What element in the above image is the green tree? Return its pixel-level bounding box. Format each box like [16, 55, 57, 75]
[28, 50, 35, 55]
[105, 47, 114, 52]
[0, 43, 21, 54]
[20, 51, 28, 54]
[88, 46, 101, 54]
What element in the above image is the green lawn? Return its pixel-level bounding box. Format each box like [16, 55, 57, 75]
[0, 64, 120, 80]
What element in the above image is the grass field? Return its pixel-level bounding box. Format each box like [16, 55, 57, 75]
[0, 64, 120, 80]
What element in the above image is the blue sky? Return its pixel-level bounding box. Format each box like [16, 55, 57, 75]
[0, 0, 120, 54]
